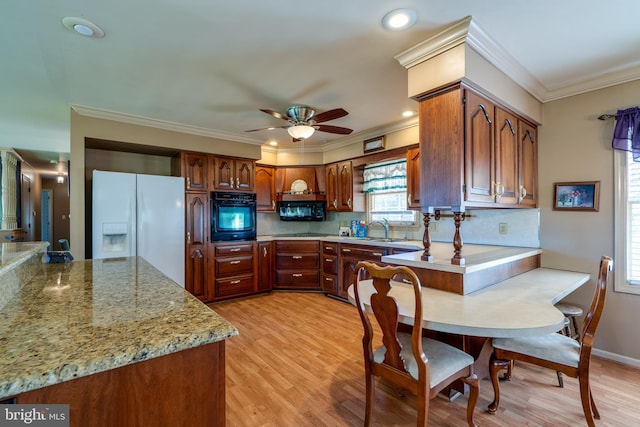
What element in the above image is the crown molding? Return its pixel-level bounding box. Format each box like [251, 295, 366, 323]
[543, 64, 640, 102]
[71, 105, 265, 145]
[394, 16, 472, 69]
[464, 19, 547, 101]
[395, 16, 547, 102]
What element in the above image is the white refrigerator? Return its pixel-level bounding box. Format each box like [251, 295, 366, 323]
[92, 170, 185, 287]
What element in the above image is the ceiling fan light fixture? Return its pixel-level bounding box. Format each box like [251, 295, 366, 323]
[381, 8, 416, 31]
[287, 124, 315, 140]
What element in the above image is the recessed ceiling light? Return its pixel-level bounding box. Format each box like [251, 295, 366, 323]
[381, 8, 417, 31]
[62, 17, 105, 38]
[269, 141, 278, 146]
[402, 110, 416, 118]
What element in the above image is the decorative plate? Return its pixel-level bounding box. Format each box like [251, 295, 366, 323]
[291, 179, 308, 194]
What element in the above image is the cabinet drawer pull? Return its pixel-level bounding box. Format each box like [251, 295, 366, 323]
[263, 247, 268, 257]
[407, 194, 411, 205]
[292, 255, 303, 260]
[325, 258, 333, 262]
[342, 249, 351, 253]
[229, 260, 240, 265]
[333, 199, 338, 209]
[230, 248, 241, 252]
[186, 177, 191, 189]
[325, 277, 333, 281]
[292, 273, 303, 278]
[372, 252, 382, 257]
[347, 197, 351, 208]
[230, 280, 241, 284]
[325, 246, 332, 250]
[186, 231, 191, 244]
[272, 200, 276, 210]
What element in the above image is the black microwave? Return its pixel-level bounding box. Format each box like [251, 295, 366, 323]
[211, 192, 257, 241]
[278, 200, 325, 221]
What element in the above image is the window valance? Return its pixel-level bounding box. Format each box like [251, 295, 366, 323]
[612, 106, 640, 161]
[363, 159, 406, 194]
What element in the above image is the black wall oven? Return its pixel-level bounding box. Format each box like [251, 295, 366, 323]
[211, 191, 257, 241]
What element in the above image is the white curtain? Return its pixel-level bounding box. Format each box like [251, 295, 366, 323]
[363, 159, 406, 193]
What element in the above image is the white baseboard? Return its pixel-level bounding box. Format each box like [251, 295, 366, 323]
[592, 348, 640, 369]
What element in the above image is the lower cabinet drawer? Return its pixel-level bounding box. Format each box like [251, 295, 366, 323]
[215, 275, 254, 298]
[322, 274, 337, 293]
[276, 253, 319, 269]
[215, 256, 253, 277]
[322, 255, 337, 274]
[276, 271, 319, 288]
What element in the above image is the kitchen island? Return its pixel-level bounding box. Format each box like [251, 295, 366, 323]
[0, 243, 237, 427]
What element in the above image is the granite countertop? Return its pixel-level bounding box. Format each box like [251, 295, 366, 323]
[0, 256, 238, 400]
[257, 234, 540, 273]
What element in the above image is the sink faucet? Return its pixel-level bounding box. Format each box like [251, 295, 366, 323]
[368, 218, 389, 239]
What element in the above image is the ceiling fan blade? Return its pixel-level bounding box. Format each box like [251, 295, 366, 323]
[312, 108, 348, 123]
[245, 125, 287, 132]
[260, 109, 290, 121]
[315, 124, 353, 135]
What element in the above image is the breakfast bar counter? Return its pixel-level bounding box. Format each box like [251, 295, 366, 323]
[0, 243, 237, 426]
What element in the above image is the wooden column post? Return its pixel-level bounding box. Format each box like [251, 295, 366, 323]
[421, 211, 433, 262]
[451, 211, 465, 265]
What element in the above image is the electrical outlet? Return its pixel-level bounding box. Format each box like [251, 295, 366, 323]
[499, 223, 508, 234]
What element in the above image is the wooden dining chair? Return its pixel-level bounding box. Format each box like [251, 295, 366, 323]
[354, 261, 479, 427]
[488, 256, 613, 427]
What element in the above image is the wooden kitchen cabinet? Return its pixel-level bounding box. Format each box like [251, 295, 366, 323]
[212, 242, 255, 300]
[418, 83, 538, 210]
[257, 241, 273, 292]
[325, 160, 364, 212]
[321, 241, 338, 295]
[181, 152, 208, 192]
[337, 244, 390, 299]
[518, 120, 538, 206]
[185, 193, 209, 301]
[255, 166, 276, 211]
[210, 155, 255, 192]
[274, 240, 320, 290]
[406, 146, 421, 209]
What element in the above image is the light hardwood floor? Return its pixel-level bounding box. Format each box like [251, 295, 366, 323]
[210, 292, 640, 426]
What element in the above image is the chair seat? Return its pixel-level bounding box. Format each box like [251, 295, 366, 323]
[555, 302, 583, 316]
[374, 332, 475, 387]
[493, 333, 580, 368]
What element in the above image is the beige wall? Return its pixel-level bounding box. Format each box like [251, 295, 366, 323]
[42, 178, 70, 249]
[539, 80, 640, 362]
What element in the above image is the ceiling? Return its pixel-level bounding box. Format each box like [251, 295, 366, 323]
[4, 1, 640, 176]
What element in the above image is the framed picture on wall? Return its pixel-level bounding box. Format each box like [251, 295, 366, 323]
[363, 136, 385, 153]
[553, 181, 600, 211]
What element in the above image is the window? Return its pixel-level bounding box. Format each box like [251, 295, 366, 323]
[363, 159, 416, 224]
[614, 150, 640, 294]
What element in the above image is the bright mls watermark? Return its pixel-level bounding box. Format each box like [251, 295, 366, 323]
[0, 405, 69, 427]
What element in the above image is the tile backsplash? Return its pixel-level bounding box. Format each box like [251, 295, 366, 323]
[258, 208, 540, 248]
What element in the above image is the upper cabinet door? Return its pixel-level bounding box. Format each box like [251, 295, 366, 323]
[255, 166, 276, 211]
[337, 161, 353, 211]
[235, 159, 255, 192]
[182, 152, 208, 192]
[494, 107, 519, 205]
[518, 121, 538, 207]
[464, 90, 495, 204]
[325, 163, 338, 211]
[406, 147, 421, 209]
[211, 156, 234, 191]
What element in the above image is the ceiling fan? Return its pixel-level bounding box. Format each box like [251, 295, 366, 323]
[246, 105, 353, 141]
